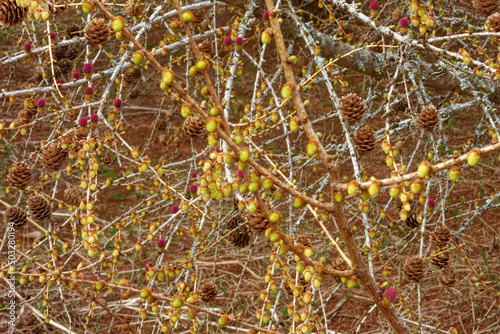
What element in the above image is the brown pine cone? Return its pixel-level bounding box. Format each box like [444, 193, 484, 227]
[340, 93, 365, 124]
[62, 44, 78, 61]
[101, 155, 113, 165]
[84, 17, 111, 46]
[18, 108, 37, 125]
[191, 9, 205, 26]
[27, 194, 52, 221]
[227, 214, 245, 230]
[417, 106, 439, 131]
[430, 225, 452, 249]
[295, 235, 312, 249]
[4, 206, 28, 229]
[199, 282, 218, 303]
[354, 125, 376, 153]
[33, 67, 45, 82]
[394, 99, 408, 113]
[64, 186, 83, 206]
[473, 0, 499, 16]
[129, 89, 141, 99]
[51, 46, 65, 61]
[183, 116, 205, 137]
[227, 229, 250, 248]
[430, 251, 450, 269]
[0, 0, 27, 27]
[125, 0, 143, 17]
[246, 210, 270, 232]
[58, 58, 73, 75]
[406, 213, 420, 229]
[438, 265, 456, 287]
[403, 256, 426, 282]
[487, 12, 500, 31]
[40, 143, 67, 170]
[66, 22, 82, 38]
[198, 40, 213, 57]
[7, 162, 31, 189]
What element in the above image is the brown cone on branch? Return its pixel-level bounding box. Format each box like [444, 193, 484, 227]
[198, 40, 213, 57]
[430, 251, 450, 269]
[487, 12, 500, 31]
[354, 125, 376, 152]
[125, 0, 143, 17]
[191, 9, 205, 26]
[340, 93, 365, 124]
[438, 265, 456, 287]
[406, 213, 420, 229]
[5, 206, 28, 229]
[295, 235, 312, 249]
[246, 210, 270, 232]
[27, 194, 52, 221]
[0, 0, 27, 27]
[64, 44, 78, 60]
[430, 225, 452, 249]
[58, 58, 73, 75]
[227, 228, 250, 248]
[199, 282, 218, 303]
[7, 162, 31, 189]
[403, 256, 426, 282]
[84, 17, 111, 46]
[66, 22, 82, 38]
[394, 99, 408, 113]
[64, 186, 82, 206]
[473, 0, 499, 16]
[332, 256, 349, 281]
[417, 106, 439, 131]
[40, 143, 67, 170]
[183, 116, 205, 137]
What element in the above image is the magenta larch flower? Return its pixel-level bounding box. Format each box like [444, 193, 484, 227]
[369, 1, 379, 10]
[189, 184, 198, 194]
[157, 239, 166, 248]
[144, 262, 153, 271]
[55, 79, 61, 87]
[83, 63, 93, 74]
[24, 43, 31, 52]
[400, 17, 409, 28]
[114, 98, 122, 108]
[90, 114, 99, 123]
[263, 11, 270, 21]
[79, 117, 88, 127]
[37, 98, 46, 108]
[171, 205, 180, 214]
[72, 71, 80, 80]
[191, 172, 197, 178]
[85, 87, 94, 95]
[49, 32, 55, 39]
[237, 169, 244, 178]
[223, 37, 232, 46]
[427, 199, 436, 208]
[235, 37, 244, 46]
[385, 288, 398, 302]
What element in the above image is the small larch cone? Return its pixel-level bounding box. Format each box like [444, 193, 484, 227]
[246, 210, 270, 232]
[7, 162, 31, 189]
[354, 125, 376, 153]
[227, 214, 245, 230]
[5, 206, 28, 229]
[27, 194, 52, 221]
[63, 44, 78, 60]
[58, 58, 73, 75]
[487, 12, 500, 31]
[332, 256, 349, 281]
[0, 0, 27, 27]
[430, 251, 450, 269]
[84, 17, 111, 46]
[153, 118, 167, 132]
[473, 0, 499, 16]
[41, 143, 67, 170]
[295, 235, 312, 249]
[394, 99, 408, 113]
[227, 229, 250, 248]
[66, 22, 82, 38]
[198, 40, 213, 57]
[64, 186, 83, 206]
[438, 265, 456, 287]
[406, 213, 420, 229]
[199, 282, 218, 303]
[403, 256, 426, 282]
[125, 0, 143, 17]
[340, 93, 365, 124]
[430, 225, 452, 249]
[417, 106, 439, 131]
[183, 116, 205, 137]
[191, 9, 205, 26]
